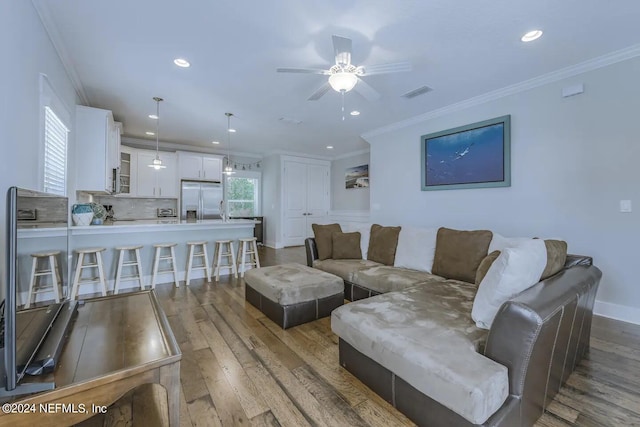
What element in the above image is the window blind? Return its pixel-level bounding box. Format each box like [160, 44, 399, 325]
[43, 106, 68, 195]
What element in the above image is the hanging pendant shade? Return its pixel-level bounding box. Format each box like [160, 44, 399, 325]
[223, 112, 235, 175]
[148, 97, 166, 170]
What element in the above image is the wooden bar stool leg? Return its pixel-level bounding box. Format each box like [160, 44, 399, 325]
[49, 255, 61, 303]
[239, 241, 248, 278]
[202, 244, 212, 282]
[114, 249, 125, 295]
[170, 246, 179, 287]
[135, 248, 145, 290]
[215, 243, 224, 282]
[96, 251, 108, 296]
[252, 240, 261, 268]
[151, 247, 161, 289]
[185, 244, 194, 286]
[26, 257, 38, 308]
[229, 242, 238, 278]
[53, 255, 63, 297]
[71, 253, 84, 300]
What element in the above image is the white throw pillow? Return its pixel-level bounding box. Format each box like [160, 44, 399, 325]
[472, 239, 547, 329]
[394, 227, 438, 272]
[344, 223, 371, 259]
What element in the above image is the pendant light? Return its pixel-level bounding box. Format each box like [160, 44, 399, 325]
[223, 112, 235, 175]
[148, 96, 166, 170]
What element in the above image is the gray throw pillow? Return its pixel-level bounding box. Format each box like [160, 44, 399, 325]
[312, 223, 342, 260]
[332, 232, 362, 259]
[367, 224, 401, 266]
[432, 227, 493, 283]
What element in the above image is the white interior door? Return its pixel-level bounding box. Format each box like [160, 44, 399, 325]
[305, 164, 329, 235]
[283, 161, 308, 246]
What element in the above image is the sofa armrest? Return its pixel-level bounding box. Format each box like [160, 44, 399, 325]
[305, 238, 318, 267]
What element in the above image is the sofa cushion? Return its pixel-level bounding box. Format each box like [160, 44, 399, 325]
[312, 223, 342, 260]
[432, 227, 493, 283]
[352, 266, 446, 294]
[541, 239, 568, 280]
[313, 259, 382, 282]
[367, 224, 401, 266]
[472, 239, 547, 329]
[332, 232, 362, 260]
[475, 250, 501, 286]
[331, 284, 507, 425]
[393, 226, 438, 272]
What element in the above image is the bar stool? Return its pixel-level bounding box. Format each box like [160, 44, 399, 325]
[185, 241, 211, 286]
[151, 243, 180, 288]
[71, 247, 108, 300]
[212, 240, 237, 281]
[114, 245, 145, 294]
[237, 237, 260, 278]
[25, 251, 62, 308]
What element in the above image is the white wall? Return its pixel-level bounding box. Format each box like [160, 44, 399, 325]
[0, 1, 78, 298]
[261, 154, 281, 248]
[331, 151, 370, 211]
[365, 56, 640, 322]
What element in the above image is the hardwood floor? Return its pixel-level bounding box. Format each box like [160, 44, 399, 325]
[84, 246, 640, 426]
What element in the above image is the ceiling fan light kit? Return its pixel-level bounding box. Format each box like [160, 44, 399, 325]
[329, 72, 358, 92]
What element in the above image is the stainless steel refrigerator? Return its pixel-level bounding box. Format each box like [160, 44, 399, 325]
[180, 180, 223, 220]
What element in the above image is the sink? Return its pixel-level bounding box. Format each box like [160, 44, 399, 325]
[112, 219, 136, 222]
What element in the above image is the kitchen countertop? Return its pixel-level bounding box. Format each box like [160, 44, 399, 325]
[19, 218, 259, 237]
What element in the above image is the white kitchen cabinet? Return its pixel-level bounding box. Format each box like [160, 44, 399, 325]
[177, 152, 223, 182]
[282, 157, 330, 246]
[118, 145, 137, 196]
[75, 105, 120, 193]
[136, 150, 178, 198]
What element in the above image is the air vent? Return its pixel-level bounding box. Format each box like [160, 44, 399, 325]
[278, 117, 302, 125]
[401, 85, 433, 99]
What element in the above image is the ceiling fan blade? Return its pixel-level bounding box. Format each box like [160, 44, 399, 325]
[307, 82, 331, 101]
[332, 35, 352, 67]
[277, 67, 330, 75]
[359, 61, 412, 76]
[353, 78, 381, 102]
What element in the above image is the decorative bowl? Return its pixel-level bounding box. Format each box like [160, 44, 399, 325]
[72, 212, 93, 226]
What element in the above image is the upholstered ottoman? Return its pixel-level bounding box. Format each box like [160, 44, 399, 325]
[244, 263, 344, 329]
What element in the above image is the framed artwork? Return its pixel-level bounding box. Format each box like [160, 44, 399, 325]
[421, 115, 511, 191]
[345, 164, 369, 189]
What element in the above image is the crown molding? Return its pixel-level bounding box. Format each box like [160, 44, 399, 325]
[264, 149, 333, 161]
[362, 43, 640, 140]
[31, 0, 90, 106]
[121, 136, 263, 159]
[331, 148, 370, 161]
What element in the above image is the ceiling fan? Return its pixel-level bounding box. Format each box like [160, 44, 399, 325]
[277, 35, 411, 101]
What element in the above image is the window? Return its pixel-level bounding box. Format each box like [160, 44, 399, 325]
[43, 106, 68, 195]
[225, 173, 260, 217]
[40, 74, 70, 196]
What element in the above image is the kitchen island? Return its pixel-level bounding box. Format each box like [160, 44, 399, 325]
[17, 219, 258, 300]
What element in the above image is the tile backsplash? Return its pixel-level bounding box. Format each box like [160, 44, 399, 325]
[94, 196, 178, 220]
[17, 195, 68, 224]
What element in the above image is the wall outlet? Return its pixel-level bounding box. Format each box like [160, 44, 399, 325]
[620, 200, 632, 213]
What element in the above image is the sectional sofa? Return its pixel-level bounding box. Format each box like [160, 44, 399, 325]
[305, 224, 601, 426]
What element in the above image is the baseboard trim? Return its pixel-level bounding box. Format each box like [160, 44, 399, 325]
[594, 300, 640, 325]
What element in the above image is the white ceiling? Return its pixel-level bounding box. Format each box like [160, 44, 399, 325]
[36, 0, 640, 158]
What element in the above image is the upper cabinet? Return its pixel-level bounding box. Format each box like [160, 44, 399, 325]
[75, 106, 121, 193]
[136, 150, 178, 198]
[177, 152, 223, 182]
[118, 145, 137, 196]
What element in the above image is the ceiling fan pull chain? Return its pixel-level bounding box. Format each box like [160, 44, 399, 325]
[341, 91, 345, 121]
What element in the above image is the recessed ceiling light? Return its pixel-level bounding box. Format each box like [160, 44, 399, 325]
[521, 30, 543, 42]
[148, 114, 158, 119]
[145, 131, 155, 135]
[326, 145, 334, 149]
[228, 128, 236, 133]
[173, 58, 190, 68]
[350, 110, 360, 116]
[212, 141, 220, 145]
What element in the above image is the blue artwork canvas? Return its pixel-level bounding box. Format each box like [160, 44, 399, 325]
[421, 115, 511, 190]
